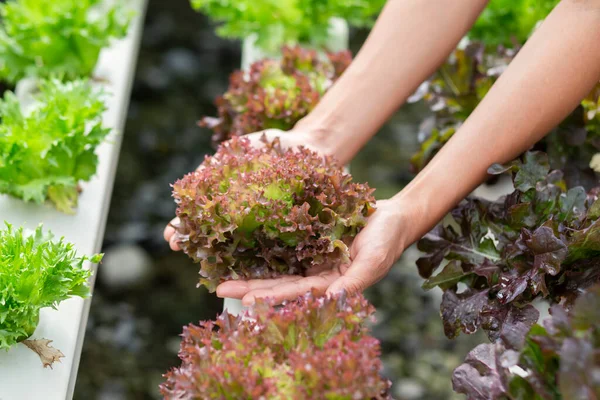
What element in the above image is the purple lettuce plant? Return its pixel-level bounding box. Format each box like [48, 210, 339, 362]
[408, 41, 515, 173]
[409, 43, 600, 188]
[453, 284, 600, 399]
[418, 152, 600, 344]
[416, 151, 600, 398]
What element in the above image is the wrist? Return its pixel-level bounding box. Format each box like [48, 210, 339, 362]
[294, 114, 350, 163]
[389, 190, 429, 250]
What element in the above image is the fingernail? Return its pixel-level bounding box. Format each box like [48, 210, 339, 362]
[242, 296, 256, 306]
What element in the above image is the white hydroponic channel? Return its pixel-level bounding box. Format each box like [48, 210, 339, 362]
[0, 1, 147, 399]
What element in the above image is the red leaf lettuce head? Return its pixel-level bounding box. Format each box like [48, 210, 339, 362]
[171, 137, 375, 291]
[201, 45, 352, 147]
[160, 290, 392, 399]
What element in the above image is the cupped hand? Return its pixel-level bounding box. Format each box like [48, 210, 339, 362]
[216, 198, 410, 305]
[163, 128, 332, 252]
[162, 128, 405, 305]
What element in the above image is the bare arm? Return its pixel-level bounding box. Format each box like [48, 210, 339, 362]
[298, 0, 490, 164]
[217, 0, 600, 303]
[389, 0, 600, 252]
[165, 0, 489, 252]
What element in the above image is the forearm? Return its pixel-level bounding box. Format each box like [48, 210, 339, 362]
[395, 0, 600, 248]
[298, 0, 488, 164]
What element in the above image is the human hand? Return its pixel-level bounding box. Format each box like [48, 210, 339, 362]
[241, 127, 333, 156]
[215, 198, 413, 305]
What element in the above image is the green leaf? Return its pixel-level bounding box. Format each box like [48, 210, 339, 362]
[0, 78, 109, 213]
[0, 223, 99, 349]
[468, 0, 559, 47]
[46, 184, 78, 215]
[422, 260, 471, 290]
[514, 152, 550, 192]
[567, 219, 600, 262]
[190, 0, 385, 52]
[558, 187, 587, 222]
[0, 0, 131, 83]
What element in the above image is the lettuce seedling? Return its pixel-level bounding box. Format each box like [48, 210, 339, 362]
[0, 223, 102, 350]
[190, 0, 385, 52]
[171, 137, 375, 291]
[201, 46, 351, 147]
[0, 78, 110, 213]
[453, 284, 600, 399]
[0, 0, 130, 83]
[160, 291, 392, 399]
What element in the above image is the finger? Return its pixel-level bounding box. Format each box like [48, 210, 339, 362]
[169, 234, 181, 251]
[163, 225, 174, 242]
[245, 129, 280, 147]
[241, 273, 338, 306]
[326, 248, 390, 296]
[163, 217, 179, 242]
[216, 276, 303, 299]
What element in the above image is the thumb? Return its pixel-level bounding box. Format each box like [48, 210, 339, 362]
[326, 248, 390, 296]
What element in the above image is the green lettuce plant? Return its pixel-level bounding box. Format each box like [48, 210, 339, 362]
[171, 137, 375, 292]
[0, 223, 102, 351]
[469, 0, 559, 47]
[160, 291, 392, 399]
[190, 0, 385, 52]
[0, 78, 110, 214]
[201, 45, 351, 147]
[0, 0, 130, 83]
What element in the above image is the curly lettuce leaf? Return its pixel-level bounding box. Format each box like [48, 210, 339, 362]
[172, 137, 375, 291]
[0, 0, 130, 83]
[160, 291, 392, 399]
[201, 46, 351, 147]
[0, 78, 110, 213]
[0, 223, 102, 350]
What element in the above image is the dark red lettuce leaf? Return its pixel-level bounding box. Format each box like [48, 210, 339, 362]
[417, 151, 600, 343]
[453, 285, 600, 399]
